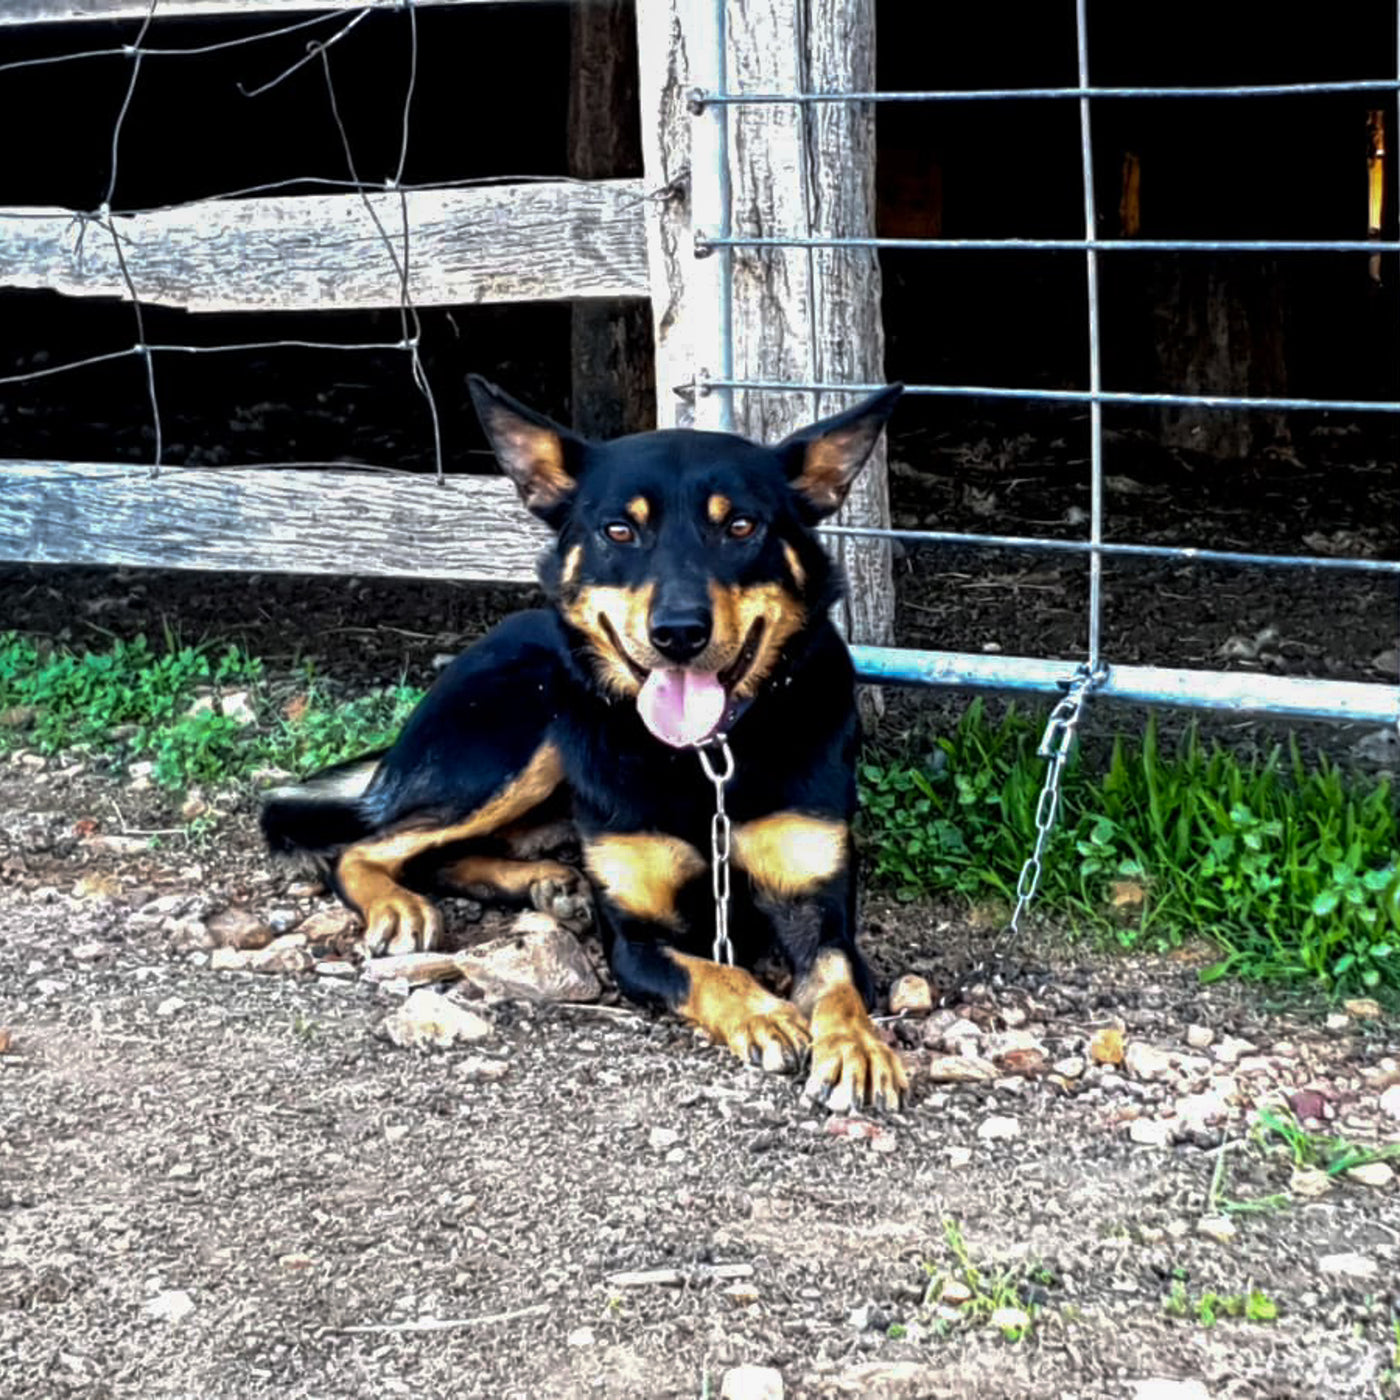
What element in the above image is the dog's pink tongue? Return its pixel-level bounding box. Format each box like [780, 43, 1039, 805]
[637, 668, 726, 748]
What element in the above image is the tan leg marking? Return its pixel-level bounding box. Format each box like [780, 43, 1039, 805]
[338, 743, 566, 954]
[671, 951, 811, 1075]
[732, 814, 847, 897]
[781, 542, 807, 590]
[584, 833, 705, 927]
[796, 949, 908, 1112]
[437, 854, 578, 900]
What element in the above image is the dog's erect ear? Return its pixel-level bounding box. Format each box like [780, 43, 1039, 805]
[776, 383, 904, 521]
[468, 374, 584, 529]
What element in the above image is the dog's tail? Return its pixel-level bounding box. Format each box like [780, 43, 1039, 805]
[259, 752, 386, 869]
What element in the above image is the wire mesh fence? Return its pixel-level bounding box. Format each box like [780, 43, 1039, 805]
[686, 0, 1400, 729]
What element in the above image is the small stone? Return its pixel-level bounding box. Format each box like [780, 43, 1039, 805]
[925, 1055, 998, 1084]
[207, 909, 274, 951]
[70, 940, 110, 963]
[1129, 1118, 1171, 1147]
[459, 1055, 510, 1083]
[167, 1161, 195, 1179]
[870, 1132, 897, 1155]
[166, 917, 213, 951]
[455, 920, 600, 1002]
[286, 880, 325, 899]
[1346, 1160, 1394, 1188]
[279, 1253, 315, 1272]
[724, 1281, 761, 1306]
[1212, 1036, 1257, 1065]
[1289, 1168, 1333, 1198]
[314, 960, 356, 979]
[889, 974, 932, 1016]
[984, 1028, 1045, 1060]
[999, 1004, 1028, 1028]
[384, 1124, 409, 1144]
[1089, 1027, 1125, 1066]
[720, 1365, 784, 1400]
[297, 906, 361, 943]
[362, 953, 464, 987]
[946, 1146, 973, 1168]
[1318, 1251, 1378, 1279]
[567, 1326, 596, 1348]
[977, 1114, 1019, 1141]
[210, 945, 313, 975]
[1379, 1084, 1400, 1120]
[0, 1028, 13, 1054]
[1185, 1024, 1214, 1049]
[1343, 998, 1383, 1021]
[267, 932, 307, 952]
[1288, 1089, 1328, 1123]
[940, 1280, 973, 1305]
[847, 1304, 871, 1330]
[179, 792, 208, 822]
[1124, 1042, 1174, 1081]
[155, 997, 185, 1018]
[919, 1009, 961, 1046]
[381, 988, 492, 1051]
[144, 1289, 195, 1323]
[1325, 1013, 1351, 1032]
[989, 1305, 1031, 1335]
[1128, 1383, 1211, 1400]
[1196, 1216, 1236, 1244]
[649, 1127, 681, 1152]
[998, 1048, 1048, 1077]
[1175, 1089, 1230, 1129]
[1235, 1056, 1275, 1077]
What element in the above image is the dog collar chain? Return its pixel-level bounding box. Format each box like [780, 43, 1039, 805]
[696, 735, 736, 966]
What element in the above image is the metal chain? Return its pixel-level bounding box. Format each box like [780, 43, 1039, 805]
[943, 663, 1106, 1003]
[697, 736, 736, 965]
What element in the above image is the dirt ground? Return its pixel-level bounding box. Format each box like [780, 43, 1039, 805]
[2, 418, 1399, 1398]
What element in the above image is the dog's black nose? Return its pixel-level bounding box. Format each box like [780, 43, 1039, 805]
[649, 606, 712, 663]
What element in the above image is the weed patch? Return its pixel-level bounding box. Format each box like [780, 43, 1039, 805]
[858, 701, 1400, 995]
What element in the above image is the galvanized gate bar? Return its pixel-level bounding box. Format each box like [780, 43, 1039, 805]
[851, 648, 1400, 727]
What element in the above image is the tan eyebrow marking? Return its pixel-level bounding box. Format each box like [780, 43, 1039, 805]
[626, 496, 650, 527]
[707, 493, 731, 524]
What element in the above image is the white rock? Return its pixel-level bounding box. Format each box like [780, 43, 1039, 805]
[985, 1028, 1046, 1061]
[1379, 1084, 1400, 1121]
[649, 1126, 681, 1152]
[567, 1326, 596, 1347]
[1175, 1089, 1230, 1129]
[362, 952, 464, 987]
[889, 974, 933, 1015]
[1124, 1042, 1174, 1081]
[1212, 1036, 1256, 1065]
[977, 1115, 1020, 1141]
[720, 1365, 784, 1400]
[155, 997, 186, 1019]
[946, 1146, 973, 1168]
[1346, 1160, 1395, 1188]
[144, 1289, 195, 1323]
[989, 1306, 1031, 1334]
[1129, 1118, 1172, 1147]
[1325, 1013, 1351, 1032]
[1196, 1216, 1236, 1244]
[381, 989, 493, 1051]
[925, 1055, 998, 1084]
[70, 940, 111, 963]
[1318, 1251, 1378, 1279]
[455, 920, 600, 1002]
[459, 1055, 510, 1083]
[939, 1018, 982, 1050]
[1185, 1024, 1214, 1049]
[1128, 1383, 1211, 1400]
[1052, 1055, 1085, 1079]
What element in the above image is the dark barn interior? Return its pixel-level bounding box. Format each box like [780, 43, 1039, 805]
[0, 0, 1396, 699]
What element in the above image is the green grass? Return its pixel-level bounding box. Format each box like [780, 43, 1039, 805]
[1253, 1103, 1400, 1177]
[0, 630, 423, 794]
[916, 1218, 1045, 1342]
[858, 699, 1400, 996]
[1163, 1274, 1279, 1328]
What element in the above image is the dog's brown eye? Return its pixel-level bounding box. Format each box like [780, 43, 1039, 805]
[604, 522, 635, 544]
[727, 516, 757, 540]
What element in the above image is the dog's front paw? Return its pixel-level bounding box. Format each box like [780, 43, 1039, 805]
[530, 873, 592, 933]
[806, 1022, 908, 1114]
[362, 889, 443, 956]
[726, 1000, 812, 1075]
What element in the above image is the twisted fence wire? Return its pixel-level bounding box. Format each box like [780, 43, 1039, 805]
[0, 0, 464, 482]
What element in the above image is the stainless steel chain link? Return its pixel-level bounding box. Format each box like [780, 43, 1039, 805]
[944, 663, 1106, 1002]
[697, 736, 736, 965]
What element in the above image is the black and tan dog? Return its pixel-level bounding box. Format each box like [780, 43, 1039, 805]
[262, 376, 907, 1111]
